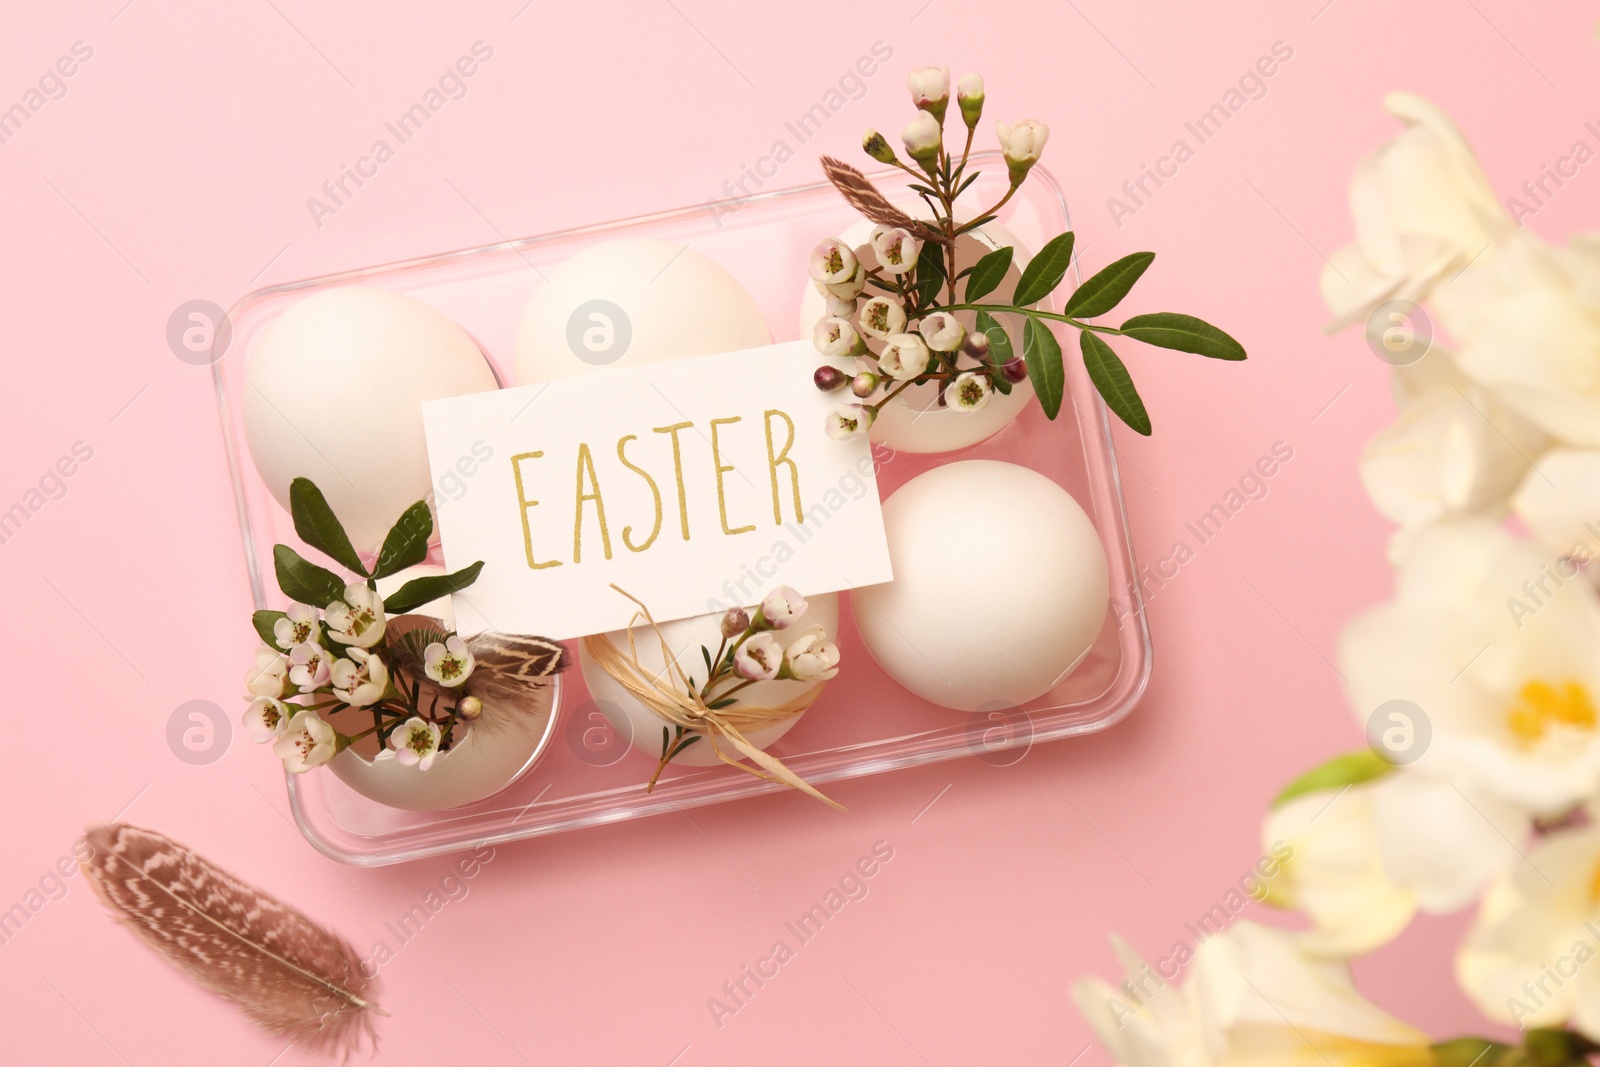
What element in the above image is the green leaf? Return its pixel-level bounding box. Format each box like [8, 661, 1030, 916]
[1062, 251, 1155, 319]
[288, 478, 366, 576]
[382, 561, 485, 615]
[1080, 332, 1151, 436]
[1120, 312, 1247, 361]
[914, 239, 945, 307]
[1273, 750, 1395, 808]
[1011, 231, 1076, 307]
[1022, 316, 1064, 420]
[977, 312, 1013, 395]
[701, 645, 713, 675]
[273, 544, 348, 608]
[252, 609, 287, 647]
[964, 246, 1014, 303]
[370, 501, 433, 580]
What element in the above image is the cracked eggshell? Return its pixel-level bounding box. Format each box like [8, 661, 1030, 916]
[515, 238, 771, 384]
[578, 594, 839, 766]
[243, 287, 498, 553]
[853, 461, 1107, 711]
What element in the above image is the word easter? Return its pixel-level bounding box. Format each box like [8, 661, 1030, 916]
[423, 341, 893, 639]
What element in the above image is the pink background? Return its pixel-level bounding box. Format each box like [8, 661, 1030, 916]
[3, 1, 1596, 1063]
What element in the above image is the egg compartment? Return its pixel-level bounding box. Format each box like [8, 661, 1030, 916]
[214, 152, 1153, 865]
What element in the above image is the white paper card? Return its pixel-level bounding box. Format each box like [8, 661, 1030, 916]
[422, 340, 892, 639]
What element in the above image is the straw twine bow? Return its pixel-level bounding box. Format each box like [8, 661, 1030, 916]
[582, 585, 843, 810]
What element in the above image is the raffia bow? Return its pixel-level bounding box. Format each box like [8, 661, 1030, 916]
[582, 585, 843, 810]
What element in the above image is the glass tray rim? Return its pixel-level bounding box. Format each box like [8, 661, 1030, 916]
[212, 153, 1154, 865]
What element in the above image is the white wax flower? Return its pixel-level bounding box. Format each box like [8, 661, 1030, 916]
[814, 256, 867, 301]
[878, 333, 931, 381]
[424, 635, 474, 688]
[325, 584, 386, 648]
[917, 311, 965, 352]
[824, 404, 872, 442]
[995, 119, 1049, 183]
[287, 642, 332, 693]
[824, 296, 857, 319]
[956, 73, 984, 128]
[943, 371, 992, 413]
[390, 716, 443, 770]
[813, 316, 861, 358]
[1341, 520, 1600, 816]
[733, 632, 781, 681]
[902, 110, 941, 163]
[274, 710, 338, 773]
[808, 238, 858, 285]
[1512, 448, 1600, 560]
[906, 65, 950, 119]
[242, 697, 291, 743]
[782, 625, 840, 682]
[330, 647, 389, 707]
[759, 586, 808, 629]
[245, 646, 289, 699]
[870, 226, 921, 275]
[272, 603, 319, 650]
[857, 296, 907, 340]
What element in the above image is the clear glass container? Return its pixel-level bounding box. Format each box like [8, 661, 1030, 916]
[213, 152, 1151, 865]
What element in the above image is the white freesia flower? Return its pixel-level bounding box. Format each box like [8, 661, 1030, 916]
[242, 697, 291, 743]
[390, 716, 443, 770]
[1265, 773, 1526, 956]
[917, 311, 965, 352]
[995, 119, 1049, 183]
[1442, 231, 1600, 447]
[759, 586, 808, 629]
[870, 226, 921, 275]
[808, 238, 858, 285]
[1320, 93, 1513, 331]
[1341, 520, 1600, 816]
[857, 296, 907, 340]
[902, 110, 941, 163]
[943, 371, 992, 413]
[245, 647, 289, 698]
[272, 604, 319, 650]
[782, 625, 840, 682]
[324, 584, 386, 648]
[824, 404, 873, 441]
[1513, 448, 1600, 561]
[274, 710, 338, 773]
[423, 635, 474, 688]
[906, 65, 950, 119]
[287, 642, 332, 693]
[1072, 922, 1432, 1067]
[878, 333, 931, 380]
[1457, 826, 1600, 1035]
[813, 316, 861, 358]
[330, 647, 389, 707]
[733, 632, 781, 681]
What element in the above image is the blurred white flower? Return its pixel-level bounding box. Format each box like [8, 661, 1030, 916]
[1458, 826, 1600, 1035]
[274, 710, 338, 773]
[390, 716, 443, 770]
[824, 295, 858, 319]
[287, 642, 332, 693]
[242, 697, 291, 743]
[858, 295, 908, 340]
[272, 604, 319, 650]
[1513, 448, 1600, 561]
[1320, 93, 1513, 331]
[906, 65, 950, 120]
[245, 646, 289, 699]
[878, 333, 931, 380]
[870, 226, 921, 275]
[917, 311, 966, 352]
[759, 586, 808, 629]
[902, 110, 941, 164]
[424, 635, 474, 688]
[824, 404, 873, 441]
[808, 238, 858, 285]
[943, 371, 992, 413]
[782, 625, 840, 682]
[330, 647, 389, 707]
[325, 584, 386, 648]
[1341, 521, 1600, 816]
[956, 73, 984, 128]
[733, 632, 781, 681]
[1072, 922, 1431, 1067]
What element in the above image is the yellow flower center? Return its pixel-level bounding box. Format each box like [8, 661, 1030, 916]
[1506, 680, 1596, 746]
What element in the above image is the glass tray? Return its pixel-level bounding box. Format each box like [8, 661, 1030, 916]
[213, 152, 1152, 865]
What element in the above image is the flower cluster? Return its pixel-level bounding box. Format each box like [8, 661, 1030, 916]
[807, 65, 1244, 440]
[1073, 94, 1600, 1058]
[242, 478, 487, 776]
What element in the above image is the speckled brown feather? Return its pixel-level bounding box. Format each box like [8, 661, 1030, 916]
[818, 156, 943, 242]
[79, 823, 380, 1058]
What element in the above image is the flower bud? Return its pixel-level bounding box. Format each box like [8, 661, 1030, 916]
[917, 311, 966, 352]
[862, 128, 898, 164]
[906, 66, 951, 124]
[721, 607, 750, 638]
[956, 73, 984, 130]
[850, 371, 881, 398]
[813, 365, 849, 392]
[961, 329, 992, 363]
[457, 695, 483, 721]
[995, 119, 1049, 185]
[1001, 357, 1029, 383]
[902, 111, 942, 167]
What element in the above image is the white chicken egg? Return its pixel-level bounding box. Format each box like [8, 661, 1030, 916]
[852, 461, 1108, 711]
[515, 238, 771, 383]
[578, 593, 839, 766]
[243, 287, 498, 553]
